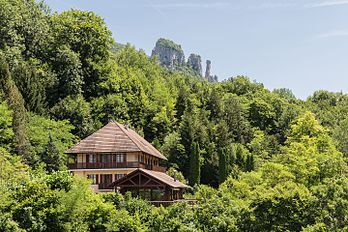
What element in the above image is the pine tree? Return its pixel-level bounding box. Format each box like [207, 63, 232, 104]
[245, 154, 255, 172]
[219, 147, 228, 184]
[230, 143, 236, 165]
[0, 58, 29, 157]
[189, 142, 201, 186]
[12, 62, 46, 114]
[235, 144, 244, 168]
[42, 133, 61, 173]
[219, 144, 237, 183]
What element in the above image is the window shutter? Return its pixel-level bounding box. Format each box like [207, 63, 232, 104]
[86, 154, 89, 163]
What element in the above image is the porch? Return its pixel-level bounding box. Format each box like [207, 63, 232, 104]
[112, 168, 189, 202]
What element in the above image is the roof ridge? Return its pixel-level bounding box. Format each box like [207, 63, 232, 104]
[114, 122, 143, 152]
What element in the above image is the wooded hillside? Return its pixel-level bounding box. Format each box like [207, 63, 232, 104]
[1, 0, 348, 231]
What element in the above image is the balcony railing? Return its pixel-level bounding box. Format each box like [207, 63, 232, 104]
[98, 182, 113, 189]
[68, 161, 166, 172]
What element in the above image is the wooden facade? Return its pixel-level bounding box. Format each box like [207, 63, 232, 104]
[112, 168, 188, 202]
[65, 121, 186, 195]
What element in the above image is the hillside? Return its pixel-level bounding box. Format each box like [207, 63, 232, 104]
[1, 0, 348, 231]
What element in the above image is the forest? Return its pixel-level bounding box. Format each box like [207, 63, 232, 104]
[1, 0, 348, 231]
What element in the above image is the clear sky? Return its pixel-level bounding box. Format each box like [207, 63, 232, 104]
[44, 0, 348, 99]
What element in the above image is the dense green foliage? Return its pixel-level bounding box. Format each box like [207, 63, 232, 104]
[2, 0, 348, 231]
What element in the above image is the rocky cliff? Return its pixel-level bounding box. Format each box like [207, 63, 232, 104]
[187, 53, 202, 77]
[152, 38, 218, 82]
[151, 38, 185, 70]
[204, 60, 218, 82]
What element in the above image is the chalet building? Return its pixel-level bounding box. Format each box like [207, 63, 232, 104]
[66, 121, 188, 199]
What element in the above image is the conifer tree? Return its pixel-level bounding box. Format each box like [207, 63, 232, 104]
[12, 62, 46, 114]
[245, 154, 255, 172]
[189, 141, 201, 186]
[42, 133, 61, 173]
[0, 58, 29, 157]
[230, 143, 236, 165]
[218, 147, 228, 184]
[219, 144, 237, 183]
[235, 144, 245, 168]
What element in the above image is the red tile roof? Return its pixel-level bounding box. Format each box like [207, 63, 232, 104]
[65, 121, 167, 160]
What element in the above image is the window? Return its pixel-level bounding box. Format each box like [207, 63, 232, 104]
[115, 173, 126, 180]
[88, 154, 97, 163]
[101, 154, 112, 163]
[87, 174, 97, 184]
[116, 153, 125, 162]
[100, 174, 112, 184]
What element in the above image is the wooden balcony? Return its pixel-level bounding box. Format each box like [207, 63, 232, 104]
[98, 182, 113, 189]
[68, 161, 166, 172]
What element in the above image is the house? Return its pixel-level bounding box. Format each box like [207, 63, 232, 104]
[66, 121, 188, 199]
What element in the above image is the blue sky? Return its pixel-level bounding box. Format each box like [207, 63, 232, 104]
[44, 0, 348, 99]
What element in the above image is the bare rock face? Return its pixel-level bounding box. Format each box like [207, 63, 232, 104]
[205, 60, 218, 82]
[151, 38, 218, 82]
[187, 53, 202, 76]
[205, 60, 212, 79]
[151, 38, 185, 70]
[208, 75, 218, 82]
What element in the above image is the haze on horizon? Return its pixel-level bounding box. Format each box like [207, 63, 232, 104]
[44, 0, 348, 99]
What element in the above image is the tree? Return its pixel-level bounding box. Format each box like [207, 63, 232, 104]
[189, 142, 201, 186]
[222, 93, 250, 143]
[26, 113, 76, 166]
[48, 45, 83, 104]
[161, 132, 186, 173]
[276, 112, 346, 186]
[50, 95, 95, 138]
[178, 104, 206, 178]
[248, 97, 276, 132]
[0, 57, 29, 157]
[12, 61, 46, 114]
[166, 167, 187, 184]
[42, 133, 62, 172]
[51, 10, 114, 99]
[245, 154, 254, 172]
[0, 147, 28, 231]
[0, 101, 14, 150]
[235, 144, 245, 168]
[333, 116, 348, 157]
[218, 147, 230, 184]
[0, 0, 51, 60]
[239, 182, 317, 231]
